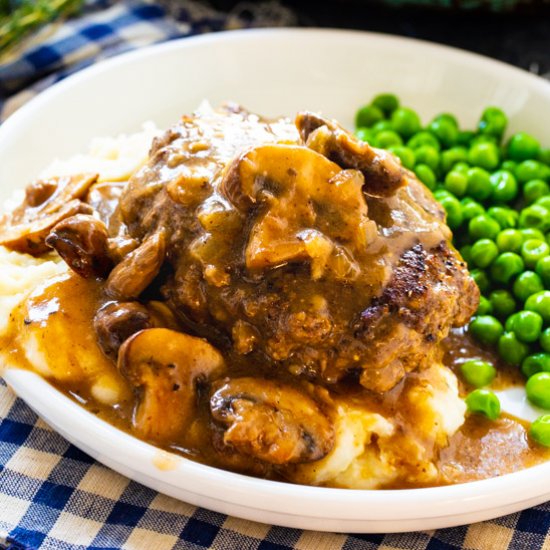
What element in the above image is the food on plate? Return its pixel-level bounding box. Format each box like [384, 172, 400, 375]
[0, 99, 548, 488]
[355, 94, 550, 448]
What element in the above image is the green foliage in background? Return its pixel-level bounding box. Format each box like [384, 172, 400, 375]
[0, 0, 83, 58]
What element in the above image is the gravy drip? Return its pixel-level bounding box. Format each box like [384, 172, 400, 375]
[0, 276, 547, 487]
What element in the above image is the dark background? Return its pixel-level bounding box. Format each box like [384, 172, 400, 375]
[211, 0, 550, 78]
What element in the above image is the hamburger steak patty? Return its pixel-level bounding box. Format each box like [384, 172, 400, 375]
[113, 104, 479, 392]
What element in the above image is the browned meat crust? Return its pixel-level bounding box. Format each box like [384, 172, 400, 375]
[111, 105, 478, 391]
[1, 105, 478, 398]
[355, 242, 479, 391]
[112, 106, 478, 392]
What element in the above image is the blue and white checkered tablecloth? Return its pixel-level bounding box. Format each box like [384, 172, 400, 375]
[1, 1, 550, 548]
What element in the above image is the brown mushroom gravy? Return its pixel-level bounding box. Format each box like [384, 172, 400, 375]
[0, 105, 548, 488]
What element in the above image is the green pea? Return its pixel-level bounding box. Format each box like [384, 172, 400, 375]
[469, 215, 501, 241]
[466, 167, 493, 201]
[415, 164, 437, 190]
[522, 353, 550, 378]
[525, 291, 550, 324]
[521, 239, 549, 269]
[454, 162, 471, 174]
[507, 132, 540, 161]
[356, 104, 384, 128]
[498, 331, 530, 365]
[461, 359, 496, 388]
[415, 145, 439, 171]
[465, 389, 501, 420]
[471, 134, 498, 146]
[388, 145, 416, 169]
[470, 315, 503, 345]
[375, 130, 403, 148]
[541, 328, 550, 353]
[489, 170, 518, 203]
[444, 170, 468, 197]
[534, 196, 550, 210]
[477, 295, 493, 315]
[500, 160, 517, 173]
[407, 131, 440, 151]
[487, 207, 518, 230]
[529, 415, 550, 447]
[470, 239, 499, 268]
[478, 106, 507, 139]
[535, 256, 550, 287]
[520, 228, 546, 242]
[471, 269, 491, 294]
[523, 179, 550, 205]
[429, 116, 458, 147]
[459, 244, 473, 265]
[507, 310, 543, 343]
[468, 142, 500, 170]
[490, 252, 525, 285]
[355, 127, 375, 143]
[440, 147, 469, 174]
[371, 120, 394, 134]
[439, 194, 463, 229]
[516, 160, 550, 183]
[496, 229, 524, 253]
[526, 372, 550, 409]
[391, 107, 422, 138]
[372, 93, 399, 115]
[519, 205, 550, 233]
[434, 188, 453, 202]
[457, 130, 475, 146]
[461, 198, 485, 221]
[434, 113, 459, 127]
[513, 271, 544, 302]
[537, 147, 550, 166]
[489, 289, 516, 318]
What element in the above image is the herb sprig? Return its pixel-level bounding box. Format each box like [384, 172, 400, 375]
[0, 0, 83, 58]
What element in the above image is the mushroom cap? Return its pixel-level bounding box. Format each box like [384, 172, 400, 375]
[210, 376, 334, 465]
[105, 231, 166, 300]
[0, 173, 98, 255]
[118, 327, 225, 444]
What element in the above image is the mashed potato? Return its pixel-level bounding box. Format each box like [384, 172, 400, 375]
[0, 249, 65, 334]
[0, 123, 159, 328]
[0, 122, 160, 320]
[39, 122, 161, 182]
[0, 124, 159, 400]
[0, 119, 467, 489]
[288, 364, 465, 488]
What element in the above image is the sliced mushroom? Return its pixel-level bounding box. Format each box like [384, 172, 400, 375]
[146, 300, 181, 331]
[94, 301, 153, 359]
[45, 214, 112, 278]
[295, 112, 404, 197]
[219, 143, 372, 275]
[0, 199, 93, 255]
[85, 181, 126, 225]
[118, 328, 225, 443]
[25, 179, 58, 207]
[94, 299, 181, 360]
[210, 377, 334, 465]
[0, 173, 98, 255]
[105, 231, 166, 299]
[38, 173, 99, 215]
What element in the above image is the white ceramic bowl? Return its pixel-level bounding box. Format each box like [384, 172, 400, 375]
[2, 29, 550, 533]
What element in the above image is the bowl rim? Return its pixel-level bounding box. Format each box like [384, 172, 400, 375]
[2, 27, 550, 530]
[5, 366, 550, 521]
[2, 27, 550, 141]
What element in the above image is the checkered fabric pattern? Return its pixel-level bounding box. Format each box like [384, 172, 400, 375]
[2, 1, 550, 549]
[0, 0, 230, 121]
[2, 376, 550, 549]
